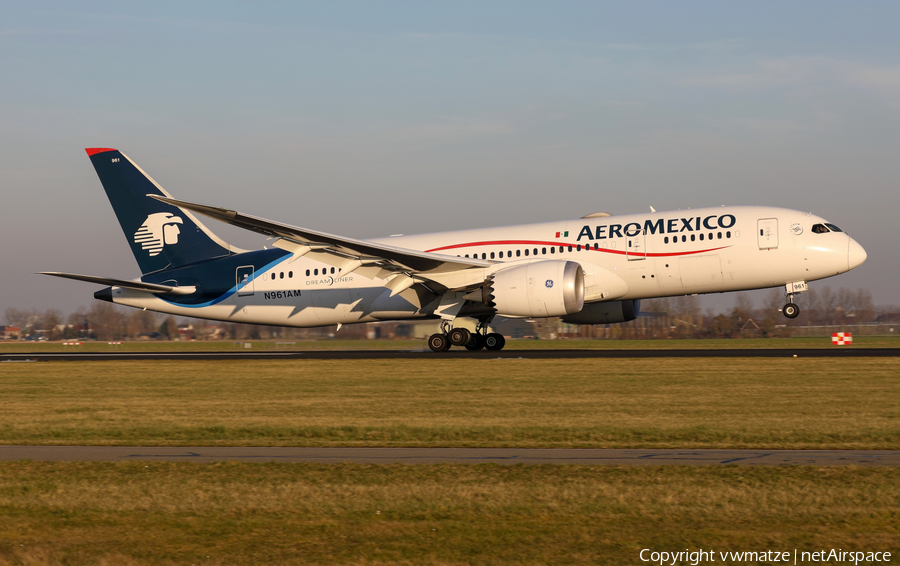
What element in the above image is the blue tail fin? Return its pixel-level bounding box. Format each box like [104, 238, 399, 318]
[86, 148, 236, 275]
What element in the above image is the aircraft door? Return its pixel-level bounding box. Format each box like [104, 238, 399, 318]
[236, 266, 255, 296]
[757, 218, 778, 250]
[626, 229, 646, 261]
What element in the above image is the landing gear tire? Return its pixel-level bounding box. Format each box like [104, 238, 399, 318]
[783, 303, 800, 319]
[448, 328, 471, 347]
[465, 333, 486, 351]
[484, 333, 506, 351]
[428, 333, 451, 352]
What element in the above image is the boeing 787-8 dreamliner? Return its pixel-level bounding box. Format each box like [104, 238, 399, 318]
[43, 148, 867, 351]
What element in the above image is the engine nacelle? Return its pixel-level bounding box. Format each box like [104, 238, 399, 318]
[489, 260, 584, 318]
[577, 262, 629, 301]
[560, 299, 641, 325]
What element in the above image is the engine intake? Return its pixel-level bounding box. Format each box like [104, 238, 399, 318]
[486, 260, 584, 318]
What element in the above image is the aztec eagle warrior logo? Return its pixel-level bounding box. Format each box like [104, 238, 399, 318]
[133, 212, 184, 257]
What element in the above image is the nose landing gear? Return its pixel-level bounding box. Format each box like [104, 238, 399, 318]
[782, 302, 800, 319]
[781, 282, 806, 319]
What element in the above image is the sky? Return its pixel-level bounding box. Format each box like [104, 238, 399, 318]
[2, 1, 899, 320]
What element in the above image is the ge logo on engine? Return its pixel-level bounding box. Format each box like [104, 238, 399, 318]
[545, 279, 554, 288]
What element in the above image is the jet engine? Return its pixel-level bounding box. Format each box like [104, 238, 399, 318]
[477, 260, 584, 318]
[560, 299, 641, 324]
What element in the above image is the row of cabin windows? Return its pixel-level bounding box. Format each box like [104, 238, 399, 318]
[461, 244, 605, 260]
[665, 231, 731, 244]
[457, 232, 734, 258]
[270, 266, 340, 280]
[271, 230, 739, 278]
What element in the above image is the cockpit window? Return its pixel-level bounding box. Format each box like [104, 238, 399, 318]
[824, 223, 843, 232]
[811, 224, 830, 234]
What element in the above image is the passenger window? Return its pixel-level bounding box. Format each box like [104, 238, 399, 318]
[482, 253, 487, 260]
[525, 249, 530, 256]
[542, 248, 546, 254]
[289, 271, 293, 278]
[664, 237, 669, 244]
[280, 272, 284, 279]
[550, 247, 555, 254]
[507, 250, 512, 257]
[533, 248, 538, 255]
[699, 234, 704, 241]
[331, 267, 335, 274]
[271, 271, 276, 279]
[499, 251, 503, 258]
[726, 231, 731, 238]
[681, 235, 686, 242]
[568, 246, 573, 252]
[490, 252, 495, 259]
[691, 234, 695, 242]
[314, 269, 318, 276]
[305, 269, 310, 277]
[717, 232, 722, 239]
[516, 250, 521, 257]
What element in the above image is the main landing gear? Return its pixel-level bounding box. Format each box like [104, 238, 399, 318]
[427, 319, 505, 353]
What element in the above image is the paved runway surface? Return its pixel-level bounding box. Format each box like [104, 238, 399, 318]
[2, 446, 898, 466]
[2, 348, 899, 361]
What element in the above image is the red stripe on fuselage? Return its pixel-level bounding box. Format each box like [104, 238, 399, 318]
[425, 239, 730, 258]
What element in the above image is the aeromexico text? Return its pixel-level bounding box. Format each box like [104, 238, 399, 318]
[576, 214, 737, 241]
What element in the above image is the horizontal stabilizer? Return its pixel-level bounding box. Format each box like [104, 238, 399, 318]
[39, 272, 196, 295]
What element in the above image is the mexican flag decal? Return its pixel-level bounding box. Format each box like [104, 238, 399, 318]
[555, 231, 569, 238]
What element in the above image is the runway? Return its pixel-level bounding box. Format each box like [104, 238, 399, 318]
[1, 446, 898, 466]
[2, 348, 899, 361]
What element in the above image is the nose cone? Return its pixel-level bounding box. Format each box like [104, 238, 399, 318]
[848, 238, 867, 270]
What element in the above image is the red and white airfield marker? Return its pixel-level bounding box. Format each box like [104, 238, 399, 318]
[831, 332, 853, 345]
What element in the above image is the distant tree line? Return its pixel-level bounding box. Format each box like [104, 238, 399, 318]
[2, 285, 894, 341]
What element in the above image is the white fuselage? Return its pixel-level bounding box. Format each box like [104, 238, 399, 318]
[108, 205, 865, 327]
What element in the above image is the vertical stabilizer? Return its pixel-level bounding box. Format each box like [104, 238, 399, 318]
[86, 148, 237, 275]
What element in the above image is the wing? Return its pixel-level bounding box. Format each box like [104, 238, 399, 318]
[149, 195, 491, 293]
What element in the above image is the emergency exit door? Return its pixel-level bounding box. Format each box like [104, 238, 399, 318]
[236, 266, 255, 296]
[757, 218, 778, 249]
[626, 229, 646, 261]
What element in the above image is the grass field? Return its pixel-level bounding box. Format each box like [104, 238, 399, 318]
[2, 355, 898, 564]
[1, 358, 898, 448]
[1, 462, 897, 565]
[2, 335, 899, 353]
